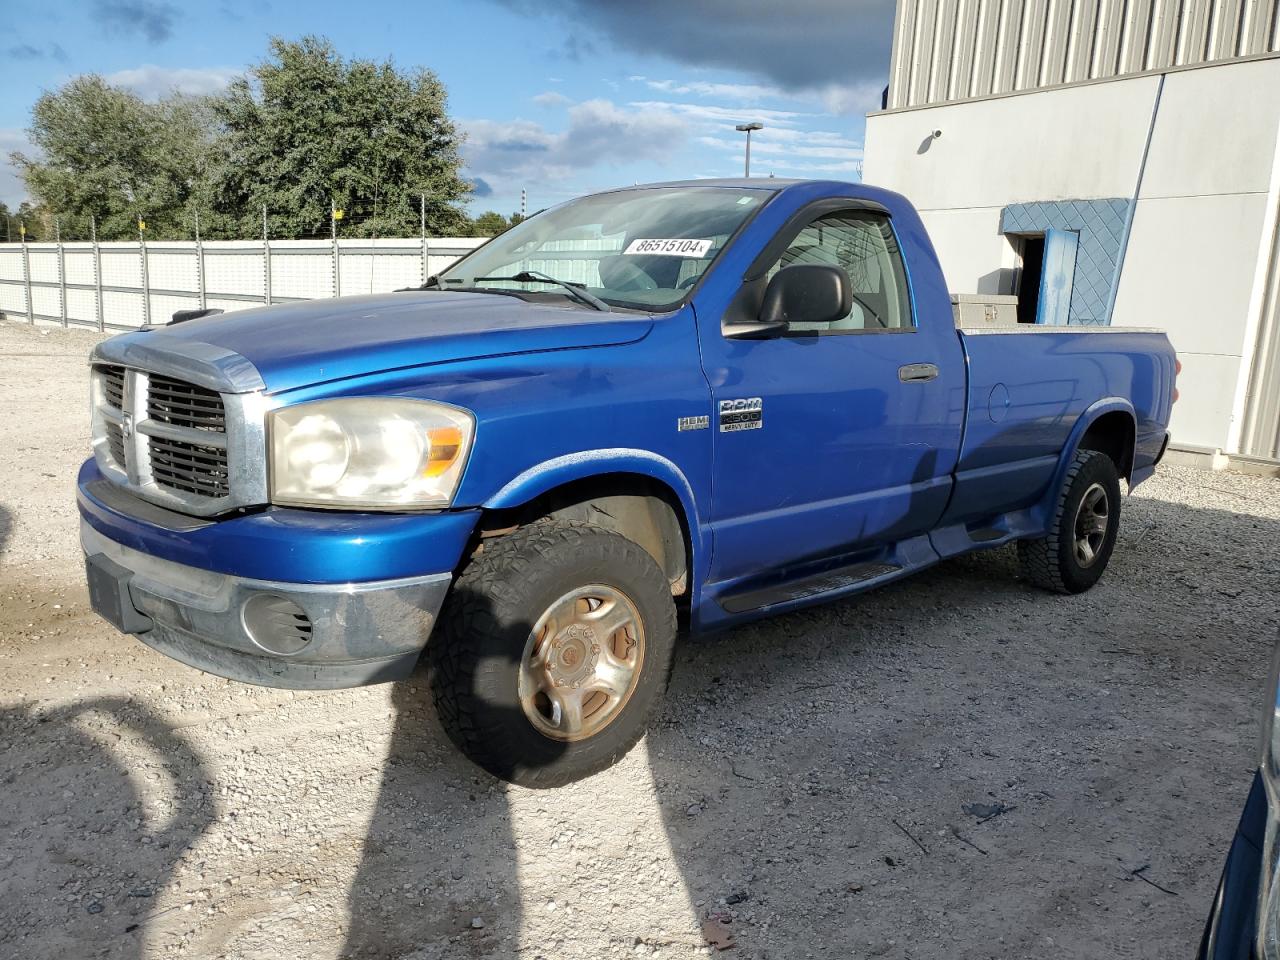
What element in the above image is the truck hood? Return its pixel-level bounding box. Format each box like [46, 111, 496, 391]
[140, 291, 655, 394]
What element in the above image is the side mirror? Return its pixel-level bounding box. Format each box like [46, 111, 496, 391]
[761, 264, 852, 327]
[724, 264, 852, 339]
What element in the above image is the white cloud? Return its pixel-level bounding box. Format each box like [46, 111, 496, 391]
[698, 135, 863, 162]
[532, 91, 572, 107]
[815, 82, 885, 115]
[631, 76, 785, 101]
[694, 117, 865, 182]
[627, 100, 809, 127]
[631, 73, 882, 117]
[0, 129, 33, 207]
[104, 64, 239, 100]
[462, 98, 689, 192]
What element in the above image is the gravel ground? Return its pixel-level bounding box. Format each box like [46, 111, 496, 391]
[1, 316, 1278, 960]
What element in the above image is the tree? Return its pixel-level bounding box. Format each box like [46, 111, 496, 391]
[10, 76, 216, 240]
[9, 201, 50, 242]
[213, 36, 471, 239]
[472, 211, 512, 237]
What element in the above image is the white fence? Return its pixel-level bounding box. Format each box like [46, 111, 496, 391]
[0, 237, 488, 331]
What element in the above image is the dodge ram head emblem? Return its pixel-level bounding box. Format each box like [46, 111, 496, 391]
[121, 411, 133, 440]
[718, 397, 763, 432]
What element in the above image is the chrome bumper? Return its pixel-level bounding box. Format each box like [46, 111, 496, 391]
[81, 522, 451, 689]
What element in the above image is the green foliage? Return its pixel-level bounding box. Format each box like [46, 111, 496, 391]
[9, 36, 473, 241]
[11, 76, 215, 240]
[213, 36, 470, 239]
[19, 202, 50, 241]
[471, 211, 512, 237]
[0, 201, 51, 242]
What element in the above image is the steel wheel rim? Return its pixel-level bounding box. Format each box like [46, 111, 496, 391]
[518, 584, 646, 742]
[1073, 482, 1110, 568]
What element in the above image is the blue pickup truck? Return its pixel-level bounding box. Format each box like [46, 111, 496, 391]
[78, 179, 1177, 785]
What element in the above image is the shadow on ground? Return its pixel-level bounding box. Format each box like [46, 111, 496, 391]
[0, 697, 215, 957]
[1, 506, 216, 957]
[339, 494, 1276, 958]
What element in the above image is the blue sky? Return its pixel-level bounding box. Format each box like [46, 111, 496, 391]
[0, 0, 896, 219]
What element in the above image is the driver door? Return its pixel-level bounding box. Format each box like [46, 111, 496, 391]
[701, 207, 959, 586]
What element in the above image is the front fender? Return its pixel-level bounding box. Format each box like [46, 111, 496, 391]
[485, 448, 699, 518]
[481, 447, 707, 583]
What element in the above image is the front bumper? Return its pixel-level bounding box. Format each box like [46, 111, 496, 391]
[82, 521, 451, 689]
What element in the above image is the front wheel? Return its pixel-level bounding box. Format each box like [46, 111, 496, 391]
[427, 520, 677, 788]
[1017, 448, 1122, 594]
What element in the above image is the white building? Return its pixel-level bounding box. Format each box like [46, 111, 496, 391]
[863, 0, 1280, 464]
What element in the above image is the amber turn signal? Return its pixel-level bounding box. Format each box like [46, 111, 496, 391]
[424, 426, 464, 477]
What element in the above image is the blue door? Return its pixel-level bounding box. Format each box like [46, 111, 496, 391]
[696, 208, 962, 589]
[1036, 228, 1078, 325]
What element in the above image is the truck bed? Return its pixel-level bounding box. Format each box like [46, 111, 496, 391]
[944, 325, 1177, 527]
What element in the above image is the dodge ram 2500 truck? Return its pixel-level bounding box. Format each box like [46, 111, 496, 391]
[78, 179, 1177, 786]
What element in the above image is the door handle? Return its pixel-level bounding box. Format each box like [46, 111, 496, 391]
[898, 362, 939, 383]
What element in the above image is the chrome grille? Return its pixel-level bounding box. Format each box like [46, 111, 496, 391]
[91, 363, 243, 513]
[147, 374, 226, 433]
[105, 422, 127, 467]
[149, 435, 230, 498]
[101, 365, 126, 410]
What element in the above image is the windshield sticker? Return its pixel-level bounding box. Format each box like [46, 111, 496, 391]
[624, 238, 714, 258]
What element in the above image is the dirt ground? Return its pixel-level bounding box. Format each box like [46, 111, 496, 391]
[1, 316, 1277, 960]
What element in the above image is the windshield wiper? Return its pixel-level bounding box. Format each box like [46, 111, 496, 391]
[470, 270, 610, 312]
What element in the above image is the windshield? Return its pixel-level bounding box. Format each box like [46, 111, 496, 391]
[437, 185, 774, 311]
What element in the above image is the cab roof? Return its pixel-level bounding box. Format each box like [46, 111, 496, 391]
[590, 177, 898, 206]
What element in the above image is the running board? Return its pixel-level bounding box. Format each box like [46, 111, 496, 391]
[966, 526, 1006, 542]
[718, 561, 902, 614]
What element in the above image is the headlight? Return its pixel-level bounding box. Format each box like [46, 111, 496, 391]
[269, 398, 474, 509]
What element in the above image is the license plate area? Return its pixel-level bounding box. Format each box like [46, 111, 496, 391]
[86, 553, 154, 634]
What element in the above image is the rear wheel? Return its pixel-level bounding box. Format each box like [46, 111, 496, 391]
[428, 520, 677, 788]
[1017, 449, 1122, 594]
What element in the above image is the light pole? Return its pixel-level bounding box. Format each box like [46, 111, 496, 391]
[735, 122, 763, 177]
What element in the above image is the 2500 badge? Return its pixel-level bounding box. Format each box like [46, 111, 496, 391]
[718, 397, 763, 432]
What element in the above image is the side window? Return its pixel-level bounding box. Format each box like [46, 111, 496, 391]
[766, 211, 913, 332]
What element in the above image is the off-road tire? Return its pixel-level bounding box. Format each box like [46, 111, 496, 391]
[1017, 449, 1122, 595]
[427, 519, 677, 788]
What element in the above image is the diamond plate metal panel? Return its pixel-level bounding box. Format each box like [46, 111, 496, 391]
[1000, 198, 1132, 325]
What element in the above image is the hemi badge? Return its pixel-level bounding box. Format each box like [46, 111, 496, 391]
[677, 415, 710, 432]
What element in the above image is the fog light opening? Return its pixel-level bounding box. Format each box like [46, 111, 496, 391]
[242, 594, 313, 656]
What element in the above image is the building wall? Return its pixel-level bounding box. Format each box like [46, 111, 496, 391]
[864, 55, 1280, 452]
[888, 0, 1280, 110]
[1000, 198, 1131, 324]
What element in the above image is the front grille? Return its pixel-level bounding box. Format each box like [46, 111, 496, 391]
[149, 435, 230, 498]
[105, 422, 127, 467]
[93, 364, 235, 507]
[147, 374, 226, 433]
[101, 365, 126, 410]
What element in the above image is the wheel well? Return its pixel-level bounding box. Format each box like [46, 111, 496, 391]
[1077, 411, 1135, 481]
[477, 474, 692, 596]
